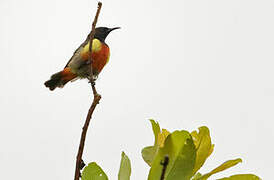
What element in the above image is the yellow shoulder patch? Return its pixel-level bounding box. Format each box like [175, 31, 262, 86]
[81, 38, 102, 57]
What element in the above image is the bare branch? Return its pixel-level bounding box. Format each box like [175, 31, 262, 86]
[74, 2, 102, 180]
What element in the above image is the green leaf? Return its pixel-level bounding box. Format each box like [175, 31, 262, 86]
[82, 162, 108, 180]
[157, 129, 170, 147]
[118, 152, 131, 180]
[198, 158, 242, 180]
[141, 146, 156, 166]
[149, 119, 160, 146]
[192, 172, 202, 180]
[142, 120, 170, 167]
[217, 174, 261, 180]
[148, 130, 196, 180]
[191, 126, 214, 175]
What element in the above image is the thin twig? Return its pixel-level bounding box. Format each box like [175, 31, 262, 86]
[88, 2, 102, 89]
[160, 155, 169, 180]
[74, 2, 102, 180]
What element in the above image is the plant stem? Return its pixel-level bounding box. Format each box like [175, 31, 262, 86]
[160, 155, 169, 180]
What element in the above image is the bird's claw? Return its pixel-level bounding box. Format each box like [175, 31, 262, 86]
[88, 78, 96, 86]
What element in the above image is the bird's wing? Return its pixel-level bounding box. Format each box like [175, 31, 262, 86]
[64, 34, 90, 68]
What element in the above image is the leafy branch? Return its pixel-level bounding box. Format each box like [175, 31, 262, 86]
[80, 119, 261, 180]
[142, 120, 261, 180]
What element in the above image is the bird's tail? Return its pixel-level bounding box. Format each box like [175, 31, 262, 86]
[44, 67, 77, 91]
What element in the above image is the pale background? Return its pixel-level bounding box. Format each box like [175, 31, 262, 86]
[0, 0, 273, 179]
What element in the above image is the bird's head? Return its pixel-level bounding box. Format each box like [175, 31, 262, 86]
[94, 27, 120, 42]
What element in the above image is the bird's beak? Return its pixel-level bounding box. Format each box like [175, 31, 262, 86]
[109, 27, 121, 32]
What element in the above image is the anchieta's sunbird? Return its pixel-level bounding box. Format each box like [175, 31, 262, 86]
[44, 27, 120, 91]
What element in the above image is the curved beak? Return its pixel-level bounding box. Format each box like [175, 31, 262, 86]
[109, 27, 121, 32]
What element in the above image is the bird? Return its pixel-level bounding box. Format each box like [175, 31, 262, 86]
[44, 27, 120, 91]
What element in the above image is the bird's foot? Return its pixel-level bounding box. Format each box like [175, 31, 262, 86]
[88, 78, 96, 86]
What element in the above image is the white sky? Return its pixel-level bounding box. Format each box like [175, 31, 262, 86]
[0, 0, 273, 179]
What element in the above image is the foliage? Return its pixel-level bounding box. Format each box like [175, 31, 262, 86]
[118, 151, 131, 180]
[80, 120, 261, 180]
[142, 120, 260, 180]
[148, 130, 196, 180]
[82, 162, 108, 180]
